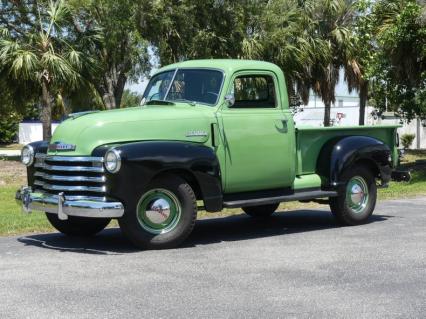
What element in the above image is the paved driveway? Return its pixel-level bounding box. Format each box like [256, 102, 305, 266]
[0, 198, 425, 318]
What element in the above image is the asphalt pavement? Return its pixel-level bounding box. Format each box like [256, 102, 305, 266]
[0, 197, 425, 319]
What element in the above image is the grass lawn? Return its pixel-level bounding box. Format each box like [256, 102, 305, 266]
[0, 150, 425, 236]
[0, 185, 52, 236]
[379, 151, 426, 200]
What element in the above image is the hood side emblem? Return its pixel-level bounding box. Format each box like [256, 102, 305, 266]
[185, 130, 208, 138]
[48, 141, 76, 152]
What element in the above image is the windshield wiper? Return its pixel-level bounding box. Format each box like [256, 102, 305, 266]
[145, 99, 175, 106]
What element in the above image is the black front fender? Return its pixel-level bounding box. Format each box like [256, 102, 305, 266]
[317, 136, 392, 188]
[92, 141, 222, 212]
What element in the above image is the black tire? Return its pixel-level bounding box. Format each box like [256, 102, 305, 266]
[45, 213, 111, 236]
[118, 175, 197, 250]
[242, 203, 279, 218]
[329, 165, 377, 226]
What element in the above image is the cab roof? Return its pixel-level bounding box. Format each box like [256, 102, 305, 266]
[156, 59, 283, 76]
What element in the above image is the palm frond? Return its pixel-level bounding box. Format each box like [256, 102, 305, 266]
[0, 39, 21, 63]
[0, 28, 10, 38]
[47, 0, 70, 36]
[66, 49, 83, 70]
[10, 50, 39, 80]
[241, 37, 264, 59]
[41, 51, 79, 86]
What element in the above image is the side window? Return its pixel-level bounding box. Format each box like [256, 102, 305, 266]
[232, 75, 277, 108]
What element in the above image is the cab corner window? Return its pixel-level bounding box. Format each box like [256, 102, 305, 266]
[232, 75, 277, 108]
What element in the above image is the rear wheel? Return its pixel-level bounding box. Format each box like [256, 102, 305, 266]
[242, 203, 279, 218]
[329, 165, 377, 226]
[45, 213, 111, 236]
[118, 175, 197, 249]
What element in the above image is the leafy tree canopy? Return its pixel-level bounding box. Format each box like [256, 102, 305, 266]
[69, 0, 151, 109]
[370, 0, 426, 120]
[137, 0, 266, 64]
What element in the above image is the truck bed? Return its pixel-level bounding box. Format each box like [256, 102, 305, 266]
[295, 125, 400, 176]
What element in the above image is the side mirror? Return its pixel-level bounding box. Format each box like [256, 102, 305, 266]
[224, 94, 235, 107]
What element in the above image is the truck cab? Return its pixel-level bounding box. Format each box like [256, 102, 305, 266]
[16, 59, 406, 249]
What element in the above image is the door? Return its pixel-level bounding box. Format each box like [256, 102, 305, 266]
[218, 71, 295, 193]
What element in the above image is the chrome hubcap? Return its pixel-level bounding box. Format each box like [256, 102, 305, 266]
[145, 198, 171, 224]
[346, 176, 369, 214]
[136, 189, 181, 234]
[350, 184, 364, 205]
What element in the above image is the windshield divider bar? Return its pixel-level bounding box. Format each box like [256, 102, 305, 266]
[164, 68, 178, 101]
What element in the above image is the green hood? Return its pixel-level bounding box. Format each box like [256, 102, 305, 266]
[50, 105, 214, 156]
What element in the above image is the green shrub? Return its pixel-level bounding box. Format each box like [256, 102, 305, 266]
[0, 111, 21, 144]
[400, 133, 416, 149]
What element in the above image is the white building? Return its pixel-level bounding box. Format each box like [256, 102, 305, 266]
[18, 122, 59, 145]
[294, 94, 376, 127]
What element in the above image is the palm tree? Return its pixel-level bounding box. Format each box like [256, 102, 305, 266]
[240, 0, 355, 126]
[241, 0, 322, 106]
[305, 0, 357, 126]
[0, 0, 84, 140]
[340, 1, 367, 125]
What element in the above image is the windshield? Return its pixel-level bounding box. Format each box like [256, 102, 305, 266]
[143, 69, 224, 106]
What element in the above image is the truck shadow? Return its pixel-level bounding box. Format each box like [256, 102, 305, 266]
[17, 209, 392, 255]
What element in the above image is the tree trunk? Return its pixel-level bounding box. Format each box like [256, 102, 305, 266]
[115, 73, 127, 108]
[97, 74, 128, 109]
[324, 101, 331, 127]
[40, 79, 52, 141]
[286, 79, 298, 108]
[101, 92, 116, 110]
[359, 81, 368, 126]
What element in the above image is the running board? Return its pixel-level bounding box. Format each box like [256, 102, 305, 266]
[223, 190, 338, 208]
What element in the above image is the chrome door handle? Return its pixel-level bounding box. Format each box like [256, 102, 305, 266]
[281, 119, 288, 133]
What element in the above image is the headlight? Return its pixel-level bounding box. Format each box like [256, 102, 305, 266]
[104, 149, 121, 173]
[21, 145, 34, 166]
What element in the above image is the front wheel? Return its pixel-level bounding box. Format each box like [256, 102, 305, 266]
[46, 213, 111, 236]
[329, 165, 377, 226]
[118, 175, 197, 249]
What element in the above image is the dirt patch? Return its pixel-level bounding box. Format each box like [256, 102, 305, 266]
[0, 160, 26, 185]
[0, 144, 23, 150]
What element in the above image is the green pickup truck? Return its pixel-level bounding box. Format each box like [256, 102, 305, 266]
[16, 59, 409, 249]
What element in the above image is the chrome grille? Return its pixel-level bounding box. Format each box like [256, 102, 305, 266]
[33, 154, 107, 201]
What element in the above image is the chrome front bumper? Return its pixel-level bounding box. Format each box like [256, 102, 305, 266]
[15, 187, 124, 220]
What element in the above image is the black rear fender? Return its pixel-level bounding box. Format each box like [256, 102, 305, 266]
[317, 136, 392, 188]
